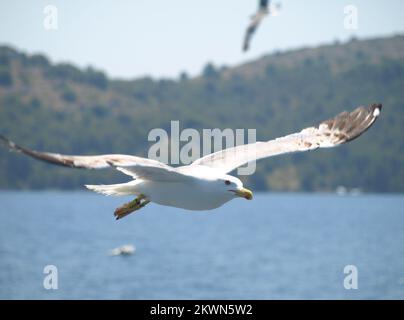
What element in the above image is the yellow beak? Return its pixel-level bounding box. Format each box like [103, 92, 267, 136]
[232, 187, 253, 200]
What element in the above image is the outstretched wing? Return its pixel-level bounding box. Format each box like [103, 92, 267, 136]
[242, 13, 264, 52]
[0, 135, 195, 182]
[243, 0, 269, 52]
[191, 103, 382, 174]
[242, 24, 255, 52]
[0, 135, 166, 169]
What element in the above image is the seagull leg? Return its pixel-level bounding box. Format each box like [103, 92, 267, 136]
[114, 194, 150, 220]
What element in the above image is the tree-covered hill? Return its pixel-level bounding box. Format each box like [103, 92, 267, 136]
[1, 35, 403, 192]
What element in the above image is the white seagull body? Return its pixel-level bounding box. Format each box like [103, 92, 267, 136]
[92, 165, 241, 211]
[0, 104, 382, 219]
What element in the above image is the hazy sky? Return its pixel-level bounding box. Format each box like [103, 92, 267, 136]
[0, 0, 403, 79]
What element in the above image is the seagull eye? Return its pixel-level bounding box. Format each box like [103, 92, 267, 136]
[225, 180, 231, 185]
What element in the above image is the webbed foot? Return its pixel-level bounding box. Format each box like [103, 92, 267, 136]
[114, 194, 150, 220]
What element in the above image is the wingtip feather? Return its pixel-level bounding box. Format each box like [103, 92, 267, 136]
[321, 103, 382, 145]
[370, 103, 382, 117]
[0, 134, 18, 151]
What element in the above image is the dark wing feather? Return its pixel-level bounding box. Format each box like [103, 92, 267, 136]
[0, 135, 169, 170]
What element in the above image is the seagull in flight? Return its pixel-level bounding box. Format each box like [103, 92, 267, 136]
[243, 0, 281, 52]
[0, 104, 381, 219]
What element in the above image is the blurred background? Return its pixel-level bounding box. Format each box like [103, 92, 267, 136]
[0, 0, 404, 300]
[0, 0, 404, 192]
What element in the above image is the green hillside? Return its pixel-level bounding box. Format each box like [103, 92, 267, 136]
[1, 35, 404, 192]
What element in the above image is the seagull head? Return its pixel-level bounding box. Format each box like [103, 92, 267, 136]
[180, 165, 253, 203]
[220, 175, 253, 200]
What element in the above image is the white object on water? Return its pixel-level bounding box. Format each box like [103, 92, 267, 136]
[109, 244, 136, 256]
[336, 186, 348, 196]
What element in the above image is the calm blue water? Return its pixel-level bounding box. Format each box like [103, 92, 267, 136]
[0, 191, 403, 300]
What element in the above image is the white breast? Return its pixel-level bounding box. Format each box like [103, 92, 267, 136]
[136, 180, 233, 211]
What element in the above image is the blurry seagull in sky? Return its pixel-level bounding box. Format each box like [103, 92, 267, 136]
[243, 0, 282, 52]
[0, 104, 381, 220]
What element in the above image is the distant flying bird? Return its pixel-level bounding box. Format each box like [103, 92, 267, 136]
[243, 0, 281, 52]
[0, 104, 381, 220]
